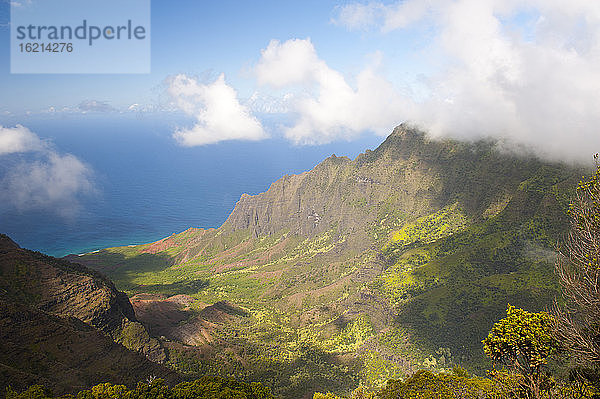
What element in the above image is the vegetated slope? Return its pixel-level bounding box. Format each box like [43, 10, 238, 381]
[0, 235, 178, 395]
[73, 125, 584, 397]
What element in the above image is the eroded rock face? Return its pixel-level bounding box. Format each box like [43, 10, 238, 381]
[0, 234, 165, 363]
[220, 125, 473, 240]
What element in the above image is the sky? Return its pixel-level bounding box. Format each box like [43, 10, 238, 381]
[1, 0, 600, 221]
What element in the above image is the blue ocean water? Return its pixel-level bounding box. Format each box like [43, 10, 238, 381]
[0, 114, 384, 257]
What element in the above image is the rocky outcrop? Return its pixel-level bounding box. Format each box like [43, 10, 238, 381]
[0, 234, 166, 365]
[0, 299, 178, 395]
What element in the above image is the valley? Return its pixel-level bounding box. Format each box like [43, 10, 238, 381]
[63, 125, 583, 398]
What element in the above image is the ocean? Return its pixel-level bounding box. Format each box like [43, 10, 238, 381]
[0, 113, 384, 257]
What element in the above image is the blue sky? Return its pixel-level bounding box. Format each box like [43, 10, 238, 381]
[1, 0, 599, 250]
[0, 0, 428, 112]
[0, 0, 599, 157]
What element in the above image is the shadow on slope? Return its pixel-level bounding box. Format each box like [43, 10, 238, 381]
[377, 169, 574, 372]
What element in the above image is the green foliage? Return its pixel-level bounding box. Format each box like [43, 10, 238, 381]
[171, 377, 274, 399]
[483, 305, 562, 399]
[360, 350, 406, 388]
[115, 321, 162, 357]
[373, 178, 567, 371]
[315, 368, 597, 399]
[313, 385, 379, 399]
[8, 377, 275, 399]
[313, 393, 343, 399]
[85, 382, 130, 398]
[487, 369, 597, 399]
[369, 204, 409, 243]
[382, 203, 468, 262]
[70, 129, 583, 397]
[483, 305, 558, 373]
[326, 316, 375, 352]
[6, 385, 53, 399]
[377, 368, 500, 399]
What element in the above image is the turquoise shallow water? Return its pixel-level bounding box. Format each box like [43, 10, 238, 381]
[0, 114, 383, 257]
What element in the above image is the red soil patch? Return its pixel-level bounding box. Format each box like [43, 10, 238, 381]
[207, 239, 253, 264]
[165, 294, 198, 307]
[140, 236, 178, 255]
[140, 228, 207, 255]
[131, 293, 166, 302]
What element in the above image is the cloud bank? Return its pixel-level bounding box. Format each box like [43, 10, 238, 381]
[255, 39, 407, 145]
[0, 125, 94, 217]
[333, 0, 600, 162]
[78, 100, 117, 113]
[0, 124, 44, 155]
[167, 73, 267, 146]
[162, 1, 599, 161]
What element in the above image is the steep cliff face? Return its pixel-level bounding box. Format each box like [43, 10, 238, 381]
[0, 234, 166, 368]
[224, 155, 357, 237]
[221, 125, 559, 244]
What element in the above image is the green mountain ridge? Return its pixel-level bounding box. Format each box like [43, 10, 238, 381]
[69, 125, 585, 398]
[0, 234, 178, 396]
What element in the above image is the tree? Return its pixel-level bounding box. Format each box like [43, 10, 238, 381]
[377, 368, 501, 399]
[554, 155, 600, 376]
[5, 385, 52, 399]
[483, 305, 559, 399]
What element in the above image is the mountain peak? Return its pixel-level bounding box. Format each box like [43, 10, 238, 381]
[390, 123, 424, 139]
[367, 123, 428, 161]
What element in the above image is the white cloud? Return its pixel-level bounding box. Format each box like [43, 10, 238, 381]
[332, 0, 600, 162]
[0, 125, 94, 217]
[256, 39, 327, 87]
[246, 92, 294, 114]
[0, 125, 44, 155]
[2, 153, 94, 216]
[78, 100, 116, 113]
[254, 39, 407, 144]
[167, 73, 267, 146]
